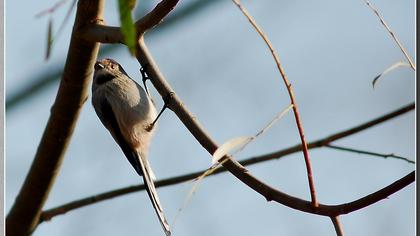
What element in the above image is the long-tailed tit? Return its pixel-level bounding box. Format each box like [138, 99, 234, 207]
[91, 58, 171, 236]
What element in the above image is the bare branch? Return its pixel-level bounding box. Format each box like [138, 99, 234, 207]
[135, 37, 414, 216]
[331, 216, 345, 236]
[241, 103, 415, 165]
[325, 144, 414, 164]
[231, 0, 318, 207]
[40, 169, 414, 222]
[333, 171, 414, 215]
[6, 0, 105, 235]
[38, 102, 414, 222]
[40, 170, 205, 223]
[364, 0, 416, 70]
[16, 0, 415, 230]
[35, 0, 68, 18]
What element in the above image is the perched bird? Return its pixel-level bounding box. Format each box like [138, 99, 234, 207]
[91, 58, 171, 236]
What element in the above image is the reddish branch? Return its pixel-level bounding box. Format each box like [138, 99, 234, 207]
[331, 216, 345, 236]
[231, 0, 318, 206]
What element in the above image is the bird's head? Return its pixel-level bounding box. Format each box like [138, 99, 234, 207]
[93, 58, 129, 86]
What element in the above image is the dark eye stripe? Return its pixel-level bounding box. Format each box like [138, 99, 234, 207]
[95, 73, 115, 84]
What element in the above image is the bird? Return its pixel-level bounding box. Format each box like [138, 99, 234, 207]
[91, 58, 171, 236]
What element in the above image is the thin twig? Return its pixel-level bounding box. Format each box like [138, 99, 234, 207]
[364, 0, 416, 71]
[231, 0, 318, 207]
[326, 144, 414, 164]
[35, 0, 68, 18]
[331, 216, 345, 236]
[40, 170, 415, 221]
[212, 104, 293, 164]
[39, 103, 414, 222]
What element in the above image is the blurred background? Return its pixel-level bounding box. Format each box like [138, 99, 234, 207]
[6, 0, 415, 235]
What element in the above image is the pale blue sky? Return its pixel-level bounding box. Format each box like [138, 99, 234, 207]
[6, 1, 415, 236]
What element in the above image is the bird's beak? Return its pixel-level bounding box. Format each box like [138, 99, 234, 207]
[94, 61, 105, 71]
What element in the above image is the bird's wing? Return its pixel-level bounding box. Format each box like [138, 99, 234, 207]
[94, 97, 144, 176]
[94, 97, 171, 236]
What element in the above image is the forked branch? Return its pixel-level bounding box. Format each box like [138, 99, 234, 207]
[79, 0, 179, 43]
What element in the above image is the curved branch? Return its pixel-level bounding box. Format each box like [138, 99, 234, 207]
[38, 93, 414, 222]
[232, 0, 318, 206]
[6, 1, 105, 235]
[40, 168, 414, 222]
[134, 38, 415, 216]
[332, 171, 414, 215]
[40, 104, 414, 221]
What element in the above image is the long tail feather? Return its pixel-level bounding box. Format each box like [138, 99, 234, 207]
[137, 152, 171, 236]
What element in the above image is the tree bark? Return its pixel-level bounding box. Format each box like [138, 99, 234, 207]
[6, 1, 104, 235]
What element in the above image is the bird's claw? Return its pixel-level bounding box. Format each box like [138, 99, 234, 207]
[140, 64, 150, 95]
